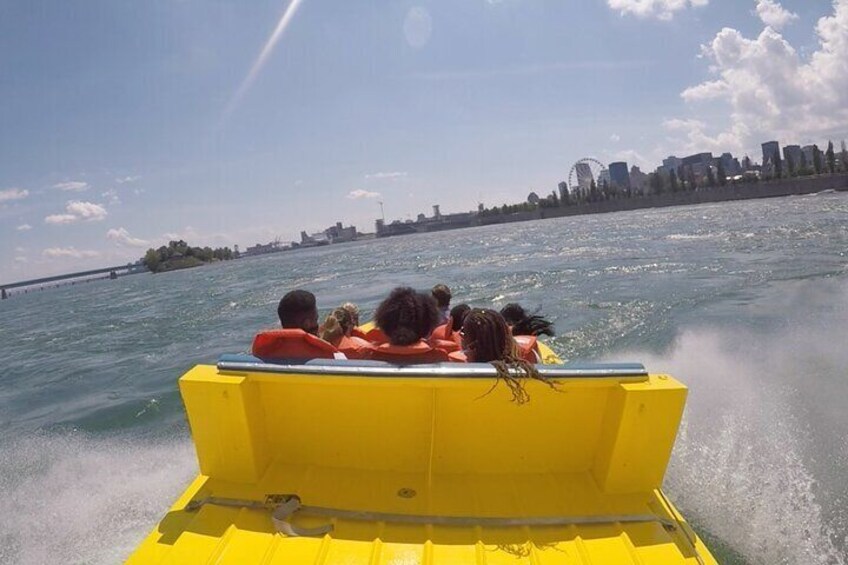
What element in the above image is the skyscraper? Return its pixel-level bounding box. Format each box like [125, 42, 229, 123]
[608, 162, 630, 191]
[762, 141, 780, 166]
[783, 145, 802, 172]
[574, 162, 594, 193]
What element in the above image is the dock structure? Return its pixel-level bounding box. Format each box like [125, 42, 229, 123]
[0, 263, 148, 299]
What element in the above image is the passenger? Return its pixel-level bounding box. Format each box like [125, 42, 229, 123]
[453, 308, 540, 363]
[500, 303, 555, 337]
[332, 307, 371, 358]
[450, 303, 471, 333]
[277, 289, 320, 335]
[366, 287, 448, 363]
[458, 309, 546, 404]
[430, 302, 470, 348]
[252, 290, 340, 360]
[319, 314, 345, 347]
[341, 302, 360, 327]
[431, 284, 452, 324]
[458, 309, 517, 363]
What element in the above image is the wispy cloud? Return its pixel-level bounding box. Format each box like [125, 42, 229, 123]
[42, 247, 100, 259]
[410, 60, 652, 81]
[53, 181, 89, 192]
[16, 223, 32, 231]
[44, 201, 108, 224]
[115, 175, 141, 184]
[364, 171, 408, 180]
[107, 227, 149, 247]
[0, 188, 29, 203]
[347, 189, 381, 199]
[102, 189, 120, 205]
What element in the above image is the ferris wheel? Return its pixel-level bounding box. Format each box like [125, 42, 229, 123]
[567, 158, 606, 195]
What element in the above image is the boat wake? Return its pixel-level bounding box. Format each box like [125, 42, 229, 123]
[0, 432, 195, 565]
[624, 324, 848, 565]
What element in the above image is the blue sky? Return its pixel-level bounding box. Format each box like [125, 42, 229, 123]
[2, 0, 845, 279]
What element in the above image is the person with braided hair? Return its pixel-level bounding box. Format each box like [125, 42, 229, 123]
[459, 309, 550, 404]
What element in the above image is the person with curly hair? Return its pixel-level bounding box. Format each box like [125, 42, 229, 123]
[365, 287, 449, 363]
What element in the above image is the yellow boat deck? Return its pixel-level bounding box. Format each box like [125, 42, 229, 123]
[127, 356, 716, 564]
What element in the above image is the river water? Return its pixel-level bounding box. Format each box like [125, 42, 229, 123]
[1, 193, 846, 564]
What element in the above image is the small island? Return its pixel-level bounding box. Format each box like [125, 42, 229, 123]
[142, 240, 235, 273]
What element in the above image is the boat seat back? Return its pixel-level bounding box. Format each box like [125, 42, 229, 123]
[182, 359, 686, 496]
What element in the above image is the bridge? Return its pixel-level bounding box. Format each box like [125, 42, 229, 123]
[1, 263, 149, 299]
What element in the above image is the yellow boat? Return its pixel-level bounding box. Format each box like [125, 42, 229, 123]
[127, 342, 717, 564]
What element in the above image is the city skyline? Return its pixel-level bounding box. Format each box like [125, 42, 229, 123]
[2, 0, 848, 279]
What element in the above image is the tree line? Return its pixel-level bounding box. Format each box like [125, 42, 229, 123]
[142, 240, 236, 273]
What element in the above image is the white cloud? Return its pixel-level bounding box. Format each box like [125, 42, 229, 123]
[106, 227, 149, 247]
[755, 0, 799, 30]
[365, 171, 408, 180]
[672, 1, 848, 155]
[44, 201, 108, 224]
[115, 175, 141, 184]
[347, 189, 381, 199]
[14, 256, 28, 263]
[16, 223, 33, 231]
[53, 181, 89, 192]
[102, 189, 120, 205]
[0, 188, 29, 203]
[610, 133, 621, 142]
[42, 247, 100, 259]
[607, 0, 709, 21]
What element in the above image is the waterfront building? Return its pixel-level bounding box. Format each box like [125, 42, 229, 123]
[761, 141, 780, 167]
[558, 181, 569, 202]
[681, 152, 713, 181]
[802, 145, 816, 170]
[719, 153, 741, 176]
[433, 205, 441, 219]
[324, 222, 357, 243]
[629, 166, 648, 194]
[783, 145, 802, 172]
[527, 192, 540, 205]
[662, 156, 682, 173]
[608, 162, 630, 191]
[575, 162, 594, 193]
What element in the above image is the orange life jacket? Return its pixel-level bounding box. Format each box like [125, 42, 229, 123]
[364, 340, 450, 364]
[251, 329, 340, 361]
[430, 319, 452, 341]
[448, 350, 468, 363]
[513, 335, 541, 363]
[351, 327, 369, 340]
[431, 318, 462, 347]
[337, 335, 371, 359]
[429, 337, 460, 353]
[362, 327, 389, 345]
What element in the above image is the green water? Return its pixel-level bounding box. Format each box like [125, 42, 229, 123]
[1, 194, 846, 564]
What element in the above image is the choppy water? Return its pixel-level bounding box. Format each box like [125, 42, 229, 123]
[1, 193, 847, 564]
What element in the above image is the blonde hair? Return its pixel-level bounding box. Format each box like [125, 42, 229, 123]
[319, 314, 344, 346]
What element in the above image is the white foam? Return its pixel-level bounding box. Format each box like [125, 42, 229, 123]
[0, 433, 196, 565]
[619, 325, 848, 564]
